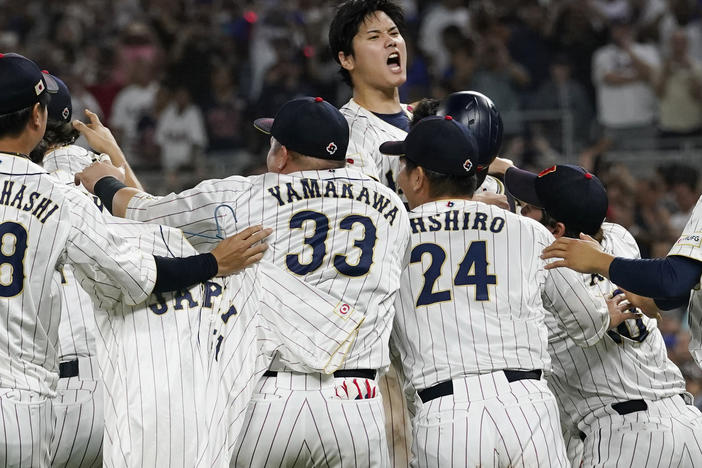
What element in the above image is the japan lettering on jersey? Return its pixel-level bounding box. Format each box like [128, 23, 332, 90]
[125, 167, 410, 372]
[669, 195, 702, 367]
[0, 154, 155, 397]
[341, 98, 411, 193]
[546, 222, 687, 432]
[392, 199, 610, 391]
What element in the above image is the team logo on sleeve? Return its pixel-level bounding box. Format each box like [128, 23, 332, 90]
[676, 233, 702, 248]
[326, 142, 337, 155]
[335, 302, 353, 319]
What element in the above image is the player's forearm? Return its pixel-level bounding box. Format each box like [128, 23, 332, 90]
[93, 176, 141, 218]
[609, 256, 702, 297]
[153, 253, 218, 293]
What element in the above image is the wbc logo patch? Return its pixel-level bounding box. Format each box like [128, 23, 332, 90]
[62, 107, 70, 119]
[327, 142, 337, 155]
[335, 301, 353, 320]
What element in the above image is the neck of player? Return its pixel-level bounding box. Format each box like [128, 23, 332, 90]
[0, 135, 38, 158]
[352, 83, 402, 114]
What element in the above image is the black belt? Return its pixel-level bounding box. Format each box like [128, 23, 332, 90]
[59, 360, 79, 378]
[263, 369, 376, 380]
[418, 370, 543, 403]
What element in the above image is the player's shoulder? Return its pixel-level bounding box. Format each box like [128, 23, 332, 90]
[43, 144, 99, 175]
[601, 222, 640, 258]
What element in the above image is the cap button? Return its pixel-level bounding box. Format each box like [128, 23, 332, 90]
[584, 173, 592, 179]
[314, 97, 323, 102]
[0, 53, 4, 58]
[41, 69, 49, 74]
[444, 115, 453, 120]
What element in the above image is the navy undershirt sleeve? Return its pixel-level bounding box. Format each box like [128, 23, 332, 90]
[153, 253, 218, 293]
[654, 294, 691, 311]
[609, 255, 702, 298]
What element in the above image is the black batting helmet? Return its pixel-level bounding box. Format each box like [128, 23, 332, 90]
[436, 91, 503, 173]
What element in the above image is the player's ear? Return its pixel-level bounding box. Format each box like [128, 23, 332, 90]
[550, 222, 566, 238]
[31, 102, 45, 128]
[338, 51, 355, 72]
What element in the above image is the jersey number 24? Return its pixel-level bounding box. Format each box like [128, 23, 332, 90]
[411, 241, 497, 306]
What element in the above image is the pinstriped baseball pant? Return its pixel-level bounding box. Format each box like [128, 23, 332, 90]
[232, 372, 390, 467]
[0, 388, 52, 467]
[580, 395, 702, 467]
[412, 370, 568, 467]
[49, 369, 103, 468]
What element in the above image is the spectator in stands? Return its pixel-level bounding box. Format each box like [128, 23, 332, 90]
[418, 0, 470, 79]
[507, 0, 552, 92]
[531, 53, 595, 150]
[656, 29, 702, 142]
[659, 0, 702, 64]
[669, 165, 700, 235]
[155, 83, 207, 191]
[109, 56, 160, 166]
[588, 16, 660, 156]
[630, 178, 676, 258]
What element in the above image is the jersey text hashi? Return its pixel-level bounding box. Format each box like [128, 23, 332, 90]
[0, 180, 59, 223]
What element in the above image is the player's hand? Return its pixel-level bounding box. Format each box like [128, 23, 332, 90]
[211, 226, 273, 276]
[619, 288, 663, 321]
[473, 191, 510, 210]
[487, 157, 514, 176]
[541, 233, 613, 276]
[72, 109, 120, 155]
[75, 161, 126, 193]
[606, 290, 640, 329]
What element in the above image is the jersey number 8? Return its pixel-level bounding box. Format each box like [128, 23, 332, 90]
[0, 222, 28, 297]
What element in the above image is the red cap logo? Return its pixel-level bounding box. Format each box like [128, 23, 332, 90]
[463, 159, 473, 172]
[538, 165, 557, 177]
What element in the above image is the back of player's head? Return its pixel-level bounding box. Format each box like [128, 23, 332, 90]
[380, 115, 479, 198]
[29, 74, 80, 163]
[409, 98, 440, 128]
[329, 0, 405, 86]
[505, 164, 608, 237]
[254, 96, 348, 167]
[0, 53, 57, 139]
[436, 91, 503, 173]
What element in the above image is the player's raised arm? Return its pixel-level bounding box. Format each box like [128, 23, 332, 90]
[75, 160, 142, 216]
[73, 108, 144, 190]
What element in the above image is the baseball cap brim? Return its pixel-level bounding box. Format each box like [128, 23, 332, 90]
[253, 117, 274, 135]
[42, 73, 59, 94]
[504, 166, 543, 207]
[378, 140, 406, 156]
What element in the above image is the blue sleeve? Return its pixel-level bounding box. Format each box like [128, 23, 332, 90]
[654, 294, 690, 311]
[609, 255, 702, 298]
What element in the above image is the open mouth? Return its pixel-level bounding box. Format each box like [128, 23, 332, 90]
[387, 52, 401, 71]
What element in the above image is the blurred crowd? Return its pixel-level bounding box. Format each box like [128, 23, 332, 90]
[3, 0, 702, 404]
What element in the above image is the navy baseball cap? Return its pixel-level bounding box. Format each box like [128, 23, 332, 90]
[253, 97, 348, 161]
[47, 74, 72, 122]
[379, 115, 479, 176]
[0, 53, 58, 114]
[505, 164, 608, 235]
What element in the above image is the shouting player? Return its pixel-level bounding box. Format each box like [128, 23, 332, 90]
[381, 116, 632, 467]
[0, 53, 264, 467]
[76, 96, 410, 467]
[506, 164, 702, 467]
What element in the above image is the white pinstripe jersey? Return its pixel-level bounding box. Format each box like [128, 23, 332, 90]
[547, 222, 687, 430]
[42, 145, 110, 363]
[341, 98, 410, 191]
[391, 199, 611, 391]
[125, 168, 409, 372]
[668, 195, 702, 368]
[0, 153, 156, 397]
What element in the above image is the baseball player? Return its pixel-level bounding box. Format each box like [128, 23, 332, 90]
[76, 96, 410, 467]
[0, 53, 262, 467]
[506, 164, 702, 467]
[329, 2, 415, 463]
[381, 116, 628, 467]
[541, 195, 702, 368]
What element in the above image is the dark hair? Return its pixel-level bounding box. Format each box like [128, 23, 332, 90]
[29, 119, 81, 164]
[405, 156, 477, 198]
[329, 0, 406, 86]
[409, 98, 440, 128]
[0, 93, 51, 139]
[541, 207, 603, 240]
